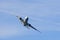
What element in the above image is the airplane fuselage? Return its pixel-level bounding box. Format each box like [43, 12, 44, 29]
[19, 16, 28, 26]
[23, 21, 28, 26]
[16, 16, 41, 32]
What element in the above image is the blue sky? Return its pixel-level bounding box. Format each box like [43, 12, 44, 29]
[0, 0, 60, 40]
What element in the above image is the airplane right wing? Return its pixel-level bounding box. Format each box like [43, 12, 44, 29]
[28, 23, 41, 33]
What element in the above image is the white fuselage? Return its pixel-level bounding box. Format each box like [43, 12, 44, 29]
[23, 16, 28, 26]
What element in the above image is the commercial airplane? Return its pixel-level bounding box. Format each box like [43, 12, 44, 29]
[16, 16, 41, 33]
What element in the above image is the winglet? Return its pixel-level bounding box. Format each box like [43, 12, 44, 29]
[16, 16, 20, 18]
[37, 30, 42, 33]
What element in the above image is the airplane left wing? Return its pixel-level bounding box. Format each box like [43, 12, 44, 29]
[16, 16, 24, 23]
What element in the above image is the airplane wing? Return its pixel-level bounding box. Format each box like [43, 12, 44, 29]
[16, 16, 24, 23]
[27, 23, 41, 33]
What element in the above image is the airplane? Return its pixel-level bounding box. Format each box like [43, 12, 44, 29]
[16, 16, 41, 33]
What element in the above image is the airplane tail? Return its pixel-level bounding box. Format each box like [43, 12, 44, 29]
[24, 16, 29, 23]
